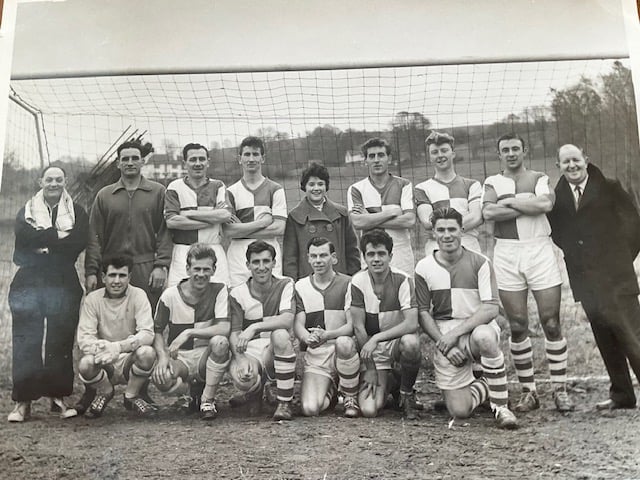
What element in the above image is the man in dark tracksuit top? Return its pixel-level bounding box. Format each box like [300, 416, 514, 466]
[548, 144, 640, 410]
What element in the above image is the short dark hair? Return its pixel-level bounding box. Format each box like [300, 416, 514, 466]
[306, 236, 335, 254]
[238, 136, 266, 156]
[430, 207, 463, 228]
[361, 137, 392, 157]
[425, 131, 455, 149]
[117, 141, 143, 158]
[186, 243, 217, 268]
[360, 229, 393, 255]
[40, 164, 67, 179]
[300, 162, 330, 191]
[246, 240, 276, 262]
[496, 133, 526, 151]
[182, 143, 209, 162]
[102, 254, 133, 274]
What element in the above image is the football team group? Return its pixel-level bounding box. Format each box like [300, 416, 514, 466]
[8, 131, 640, 431]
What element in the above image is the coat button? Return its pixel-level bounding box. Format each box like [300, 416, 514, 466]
[577, 240, 584, 246]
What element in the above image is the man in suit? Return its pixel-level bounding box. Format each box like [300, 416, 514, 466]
[548, 143, 640, 410]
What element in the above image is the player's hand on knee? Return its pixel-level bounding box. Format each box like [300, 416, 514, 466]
[234, 355, 254, 383]
[360, 338, 379, 360]
[152, 356, 173, 385]
[236, 330, 253, 353]
[94, 341, 120, 365]
[360, 369, 378, 399]
[445, 346, 467, 367]
[436, 333, 459, 356]
[168, 331, 190, 358]
[309, 328, 327, 346]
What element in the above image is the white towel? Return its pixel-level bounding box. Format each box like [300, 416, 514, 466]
[25, 188, 76, 238]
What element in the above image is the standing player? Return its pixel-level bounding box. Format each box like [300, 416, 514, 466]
[85, 140, 172, 311]
[227, 241, 297, 420]
[482, 133, 573, 412]
[416, 207, 518, 429]
[151, 244, 230, 420]
[165, 143, 232, 286]
[225, 136, 287, 287]
[76, 255, 157, 417]
[415, 131, 483, 254]
[348, 138, 416, 277]
[351, 229, 422, 419]
[294, 237, 361, 418]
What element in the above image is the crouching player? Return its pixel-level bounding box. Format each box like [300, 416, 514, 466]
[76, 255, 157, 417]
[415, 207, 518, 429]
[294, 237, 361, 418]
[151, 244, 230, 420]
[227, 240, 297, 421]
[351, 229, 423, 419]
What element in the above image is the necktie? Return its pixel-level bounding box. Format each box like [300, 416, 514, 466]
[574, 185, 582, 209]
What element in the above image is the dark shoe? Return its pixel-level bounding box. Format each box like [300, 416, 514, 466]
[263, 381, 278, 406]
[432, 398, 447, 412]
[553, 389, 575, 412]
[343, 396, 360, 418]
[139, 381, 158, 411]
[514, 390, 540, 413]
[494, 406, 519, 429]
[230, 383, 263, 408]
[399, 391, 420, 420]
[74, 387, 97, 415]
[595, 399, 636, 411]
[273, 401, 293, 421]
[123, 395, 157, 417]
[87, 388, 114, 418]
[200, 399, 218, 420]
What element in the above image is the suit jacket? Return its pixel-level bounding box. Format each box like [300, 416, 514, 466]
[282, 196, 361, 280]
[548, 163, 640, 301]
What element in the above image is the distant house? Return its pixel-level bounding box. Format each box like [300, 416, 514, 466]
[142, 153, 183, 180]
[345, 150, 364, 164]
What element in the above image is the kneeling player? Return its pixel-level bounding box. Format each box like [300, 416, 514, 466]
[76, 255, 157, 417]
[151, 244, 230, 420]
[294, 237, 361, 418]
[415, 207, 517, 429]
[227, 240, 297, 420]
[351, 229, 423, 419]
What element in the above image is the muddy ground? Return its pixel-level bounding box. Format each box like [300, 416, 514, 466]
[0, 374, 639, 480]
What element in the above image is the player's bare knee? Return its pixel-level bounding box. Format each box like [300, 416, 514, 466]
[471, 325, 499, 356]
[360, 402, 379, 418]
[208, 335, 230, 359]
[399, 334, 421, 362]
[447, 402, 473, 419]
[134, 345, 156, 369]
[78, 355, 97, 376]
[335, 336, 357, 358]
[540, 316, 562, 341]
[270, 329, 292, 352]
[508, 317, 529, 342]
[301, 402, 321, 417]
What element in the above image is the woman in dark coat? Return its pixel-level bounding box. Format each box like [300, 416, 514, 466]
[283, 162, 361, 280]
[8, 165, 88, 422]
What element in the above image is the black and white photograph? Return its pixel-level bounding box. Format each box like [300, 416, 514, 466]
[1, 0, 640, 478]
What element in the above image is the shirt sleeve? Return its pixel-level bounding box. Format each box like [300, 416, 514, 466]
[227, 188, 237, 215]
[478, 259, 499, 304]
[343, 282, 352, 312]
[133, 289, 155, 346]
[414, 267, 432, 312]
[164, 186, 180, 220]
[398, 275, 417, 310]
[295, 288, 305, 314]
[229, 292, 244, 333]
[414, 184, 431, 207]
[77, 294, 100, 355]
[85, 194, 105, 277]
[350, 280, 365, 309]
[482, 180, 498, 205]
[214, 286, 229, 322]
[468, 180, 482, 204]
[278, 279, 295, 313]
[400, 181, 415, 213]
[272, 187, 288, 220]
[534, 174, 551, 196]
[154, 294, 171, 334]
[347, 185, 363, 212]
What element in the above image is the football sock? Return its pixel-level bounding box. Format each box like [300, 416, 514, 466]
[545, 337, 568, 389]
[273, 353, 296, 402]
[510, 337, 536, 392]
[126, 364, 153, 399]
[481, 353, 509, 409]
[336, 353, 360, 397]
[469, 378, 490, 411]
[400, 362, 420, 394]
[80, 369, 111, 395]
[202, 357, 230, 401]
